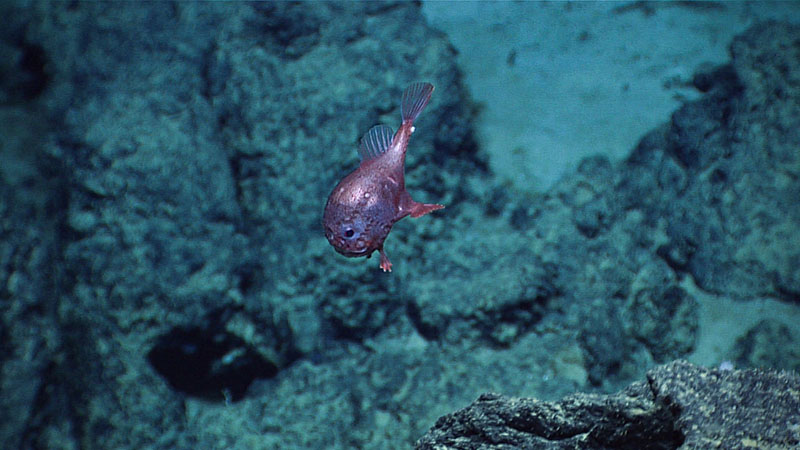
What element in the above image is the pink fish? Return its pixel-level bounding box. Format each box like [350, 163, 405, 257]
[323, 82, 444, 272]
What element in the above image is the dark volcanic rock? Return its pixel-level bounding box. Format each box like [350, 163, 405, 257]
[415, 360, 800, 449]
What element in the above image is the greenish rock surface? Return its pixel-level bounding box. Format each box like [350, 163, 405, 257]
[0, 1, 798, 448]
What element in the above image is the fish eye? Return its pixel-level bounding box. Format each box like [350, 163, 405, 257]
[340, 222, 363, 241]
[342, 227, 360, 240]
[338, 218, 366, 243]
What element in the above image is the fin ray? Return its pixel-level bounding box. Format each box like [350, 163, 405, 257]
[358, 124, 394, 161]
[401, 82, 434, 123]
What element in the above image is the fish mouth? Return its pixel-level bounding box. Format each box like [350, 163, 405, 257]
[325, 234, 370, 257]
[336, 247, 371, 258]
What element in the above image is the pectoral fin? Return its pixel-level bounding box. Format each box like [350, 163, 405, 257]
[379, 247, 392, 272]
[410, 201, 444, 218]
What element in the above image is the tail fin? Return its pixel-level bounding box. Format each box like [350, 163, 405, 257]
[401, 82, 434, 123]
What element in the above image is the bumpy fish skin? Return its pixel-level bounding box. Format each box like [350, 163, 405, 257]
[323, 82, 444, 272]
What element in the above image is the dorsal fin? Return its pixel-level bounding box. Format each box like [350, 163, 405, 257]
[358, 124, 394, 162]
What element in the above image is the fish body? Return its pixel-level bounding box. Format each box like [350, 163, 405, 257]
[323, 82, 444, 272]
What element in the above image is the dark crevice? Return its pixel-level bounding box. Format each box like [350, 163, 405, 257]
[147, 320, 279, 402]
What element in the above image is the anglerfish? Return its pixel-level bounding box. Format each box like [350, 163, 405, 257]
[323, 82, 444, 272]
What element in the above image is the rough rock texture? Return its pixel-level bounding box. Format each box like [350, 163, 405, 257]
[1, 1, 799, 448]
[620, 20, 800, 301]
[415, 360, 800, 449]
[1, 2, 482, 449]
[728, 319, 800, 373]
[414, 22, 800, 449]
[0, 129, 62, 449]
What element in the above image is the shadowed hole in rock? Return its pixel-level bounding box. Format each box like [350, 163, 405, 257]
[147, 326, 278, 402]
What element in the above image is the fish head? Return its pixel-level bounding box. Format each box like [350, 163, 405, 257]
[323, 201, 393, 259]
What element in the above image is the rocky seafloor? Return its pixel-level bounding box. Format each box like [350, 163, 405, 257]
[416, 360, 800, 449]
[1, 2, 798, 449]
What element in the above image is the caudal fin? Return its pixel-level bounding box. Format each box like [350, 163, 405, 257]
[400, 82, 434, 123]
